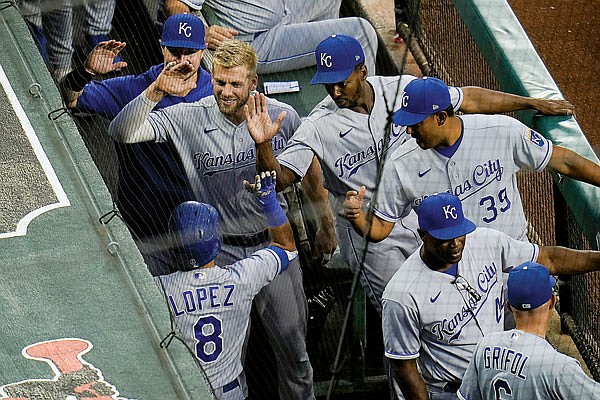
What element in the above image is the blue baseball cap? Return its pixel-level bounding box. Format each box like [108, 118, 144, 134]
[161, 13, 206, 50]
[392, 77, 451, 126]
[310, 35, 365, 85]
[508, 262, 556, 311]
[417, 193, 476, 240]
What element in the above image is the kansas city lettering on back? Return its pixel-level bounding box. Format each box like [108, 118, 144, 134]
[193, 136, 286, 175]
[169, 284, 235, 316]
[334, 126, 406, 179]
[431, 263, 498, 342]
[414, 158, 504, 207]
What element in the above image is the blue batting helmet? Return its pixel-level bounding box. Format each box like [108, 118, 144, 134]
[169, 201, 221, 270]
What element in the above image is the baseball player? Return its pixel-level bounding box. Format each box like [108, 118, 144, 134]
[458, 261, 600, 400]
[108, 40, 327, 399]
[247, 34, 576, 314]
[382, 193, 600, 400]
[59, 13, 211, 276]
[157, 171, 299, 400]
[344, 76, 600, 243]
[163, 0, 378, 74]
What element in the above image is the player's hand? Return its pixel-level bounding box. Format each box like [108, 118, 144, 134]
[147, 60, 197, 101]
[244, 170, 277, 205]
[343, 186, 366, 220]
[314, 223, 337, 264]
[533, 98, 574, 116]
[205, 25, 239, 50]
[245, 93, 286, 145]
[85, 40, 128, 75]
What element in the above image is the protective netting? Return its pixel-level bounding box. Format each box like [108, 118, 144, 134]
[415, 0, 599, 381]
[14, 0, 599, 397]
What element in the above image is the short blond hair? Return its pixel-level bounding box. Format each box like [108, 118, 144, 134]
[213, 40, 258, 77]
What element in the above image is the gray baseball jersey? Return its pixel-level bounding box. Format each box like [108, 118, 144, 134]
[277, 75, 464, 311]
[382, 228, 538, 391]
[374, 114, 553, 241]
[180, 0, 377, 74]
[117, 94, 299, 235]
[458, 330, 600, 400]
[111, 93, 314, 399]
[156, 247, 286, 392]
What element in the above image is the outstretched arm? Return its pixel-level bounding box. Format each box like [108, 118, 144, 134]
[343, 186, 395, 242]
[59, 40, 127, 108]
[245, 92, 300, 190]
[546, 145, 600, 186]
[245, 171, 296, 252]
[460, 86, 574, 116]
[301, 157, 337, 260]
[108, 61, 197, 143]
[537, 246, 600, 275]
[390, 359, 429, 400]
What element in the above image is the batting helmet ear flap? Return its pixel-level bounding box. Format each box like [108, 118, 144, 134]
[169, 201, 222, 271]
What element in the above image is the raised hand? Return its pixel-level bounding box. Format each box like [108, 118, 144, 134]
[343, 186, 366, 220]
[85, 40, 128, 75]
[205, 25, 239, 50]
[146, 60, 197, 101]
[244, 93, 286, 145]
[244, 171, 278, 205]
[533, 98, 574, 116]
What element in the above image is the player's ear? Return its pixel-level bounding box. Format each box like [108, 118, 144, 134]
[358, 63, 367, 80]
[250, 74, 258, 91]
[549, 293, 557, 310]
[436, 112, 447, 126]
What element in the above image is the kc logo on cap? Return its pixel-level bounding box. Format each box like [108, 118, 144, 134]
[310, 34, 365, 85]
[161, 13, 206, 50]
[442, 204, 458, 220]
[417, 193, 476, 240]
[393, 77, 452, 127]
[320, 53, 333, 68]
[178, 22, 192, 38]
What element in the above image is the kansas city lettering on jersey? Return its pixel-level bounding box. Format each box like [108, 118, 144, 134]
[169, 284, 235, 316]
[431, 263, 499, 342]
[334, 126, 407, 179]
[193, 136, 286, 176]
[483, 345, 529, 380]
[413, 158, 504, 207]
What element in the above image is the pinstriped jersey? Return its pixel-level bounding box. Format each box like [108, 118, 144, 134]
[276, 75, 464, 217]
[374, 114, 553, 241]
[155, 248, 285, 389]
[145, 95, 300, 235]
[458, 330, 600, 399]
[382, 228, 538, 389]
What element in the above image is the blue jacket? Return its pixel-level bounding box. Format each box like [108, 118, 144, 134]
[77, 64, 213, 240]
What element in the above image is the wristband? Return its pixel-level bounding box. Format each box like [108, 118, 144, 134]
[63, 66, 94, 92]
[260, 195, 288, 227]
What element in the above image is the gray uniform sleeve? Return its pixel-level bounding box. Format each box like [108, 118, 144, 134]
[457, 342, 483, 400]
[107, 92, 159, 143]
[382, 298, 421, 360]
[230, 248, 283, 296]
[277, 118, 320, 179]
[373, 149, 414, 222]
[495, 229, 539, 272]
[555, 358, 600, 399]
[509, 119, 553, 171]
